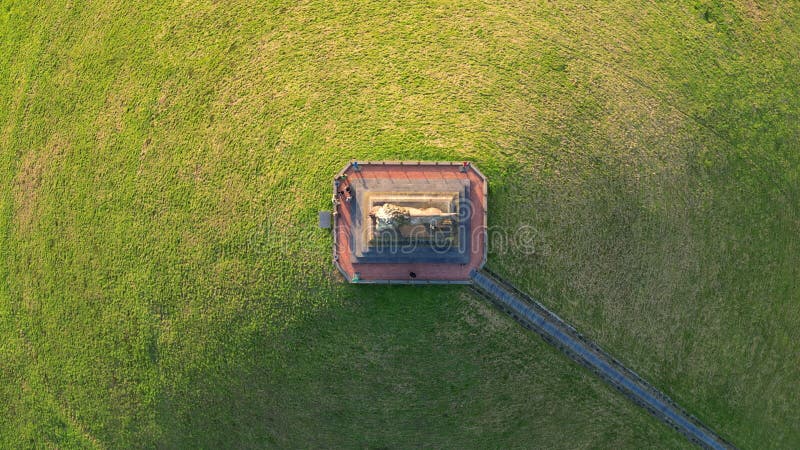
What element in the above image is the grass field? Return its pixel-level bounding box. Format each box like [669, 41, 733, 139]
[1, 0, 798, 448]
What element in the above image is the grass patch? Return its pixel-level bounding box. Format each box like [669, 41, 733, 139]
[1, 0, 798, 447]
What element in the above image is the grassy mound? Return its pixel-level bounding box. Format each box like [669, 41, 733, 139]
[1, 1, 797, 447]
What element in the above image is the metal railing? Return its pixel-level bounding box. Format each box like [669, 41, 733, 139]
[470, 268, 735, 450]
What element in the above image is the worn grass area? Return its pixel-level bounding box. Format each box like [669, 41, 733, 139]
[1, 0, 798, 448]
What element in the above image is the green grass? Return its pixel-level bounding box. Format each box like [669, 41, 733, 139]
[1, 0, 798, 448]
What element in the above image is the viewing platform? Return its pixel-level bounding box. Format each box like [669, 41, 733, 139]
[331, 161, 487, 284]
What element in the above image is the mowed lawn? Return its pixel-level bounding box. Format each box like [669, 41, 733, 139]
[1, 0, 798, 448]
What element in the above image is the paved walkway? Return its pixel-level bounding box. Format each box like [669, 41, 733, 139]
[471, 269, 734, 449]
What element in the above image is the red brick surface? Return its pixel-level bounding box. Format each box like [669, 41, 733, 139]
[333, 163, 487, 283]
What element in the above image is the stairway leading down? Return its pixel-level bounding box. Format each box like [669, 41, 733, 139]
[470, 268, 734, 450]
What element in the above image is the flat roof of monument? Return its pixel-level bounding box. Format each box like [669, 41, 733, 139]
[332, 161, 487, 284]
